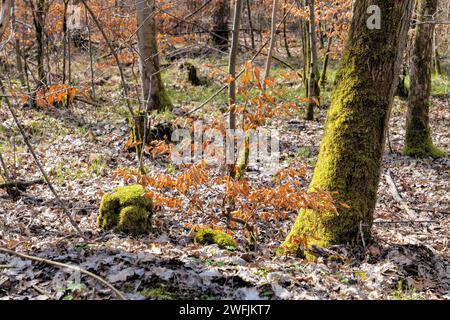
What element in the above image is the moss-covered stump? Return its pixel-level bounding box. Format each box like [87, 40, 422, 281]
[97, 185, 153, 236]
[194, 228, 236, 250]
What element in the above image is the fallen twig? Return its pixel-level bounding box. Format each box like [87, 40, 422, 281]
[411, 207, 450, 215]
[0, 247, 126, 300]
[384, 169, 416, 218]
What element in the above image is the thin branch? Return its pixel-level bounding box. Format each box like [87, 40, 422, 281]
[0, 78, 87, 240]
[186, 1, 297, 116]
[0, 247, 126, 300]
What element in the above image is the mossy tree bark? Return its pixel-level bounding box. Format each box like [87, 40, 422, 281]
[404, 0, 445, 159]
[284, 0, 414, 250]
[136, 0, 172, 112]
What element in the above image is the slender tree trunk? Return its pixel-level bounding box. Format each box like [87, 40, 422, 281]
[404, 0, 445, 159]
[306, 0, 319, 120]
[297, 0, 308, 92]
[318, 22, 324, 49]
[319, 35, 332, 89]
[62, 0, 68, 83]
[298, 0, 310, 97]
[246, 0, 255, 50]
[68, 28, 71, 84]
[212, 0, 230, 49]
[85, 9, 95, 99]
[433, 31, 441, 75]
[135, 0, 172, 112]
[34, 0, 47, 87]
[434, 49, 441, 75]
[228, 0, 243, 131]
[282, 0, 291, 57]
[263, 0, 278, 88]
[283, 0, 414, 250]
[14, 39, 25, 85]
[11, 0, 25, 86]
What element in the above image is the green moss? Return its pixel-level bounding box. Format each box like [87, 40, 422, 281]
[283, 1, 411, 252]
[194, 228, 236, 250]
[404, 142, 445, 159]
[128, 111, 145, 156]
[235, 136, 250, 180]
[156, 84, 173, 112]
[141, 287, 175, 300]
[97, 185, 153, 236]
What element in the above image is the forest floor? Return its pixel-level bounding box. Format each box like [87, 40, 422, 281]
[0, 56, 449, 300]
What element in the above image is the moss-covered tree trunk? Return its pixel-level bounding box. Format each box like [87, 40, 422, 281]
[136, 0, 172, 112]
[404, 0, 445, 159]
[284, 0, 414, 250]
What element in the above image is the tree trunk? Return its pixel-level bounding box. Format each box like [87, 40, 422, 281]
[246, 0, 255, 50]
[34, 0, 47, 87]
[284, 0, 414, 250]
[306, 0, 320, 121]
[228, 0, 243, 131]
[297, 0, 308, 92]
[62, 0, 68, 84]
[432, 26, 441, 75]
[263, 0, 278, 88]
[404, 0, 445, 159]
[212, 0, 230, 49]
[282, 0, 291, 57]
[319, 35, 332, 89]
[11, 0, 25, 86]
[135, 0, 172, 112]
[0, 0, 11, 40]
[434, 48, 441, 76]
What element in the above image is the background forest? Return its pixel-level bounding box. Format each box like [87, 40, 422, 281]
[0, 0, 449, 300]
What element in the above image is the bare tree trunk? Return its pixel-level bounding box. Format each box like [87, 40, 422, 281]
[31, 0, 47, 88]
[68, 28, 71, 84]
[246, 0, 255, 50]
[228, 0, 243, 131]
[62, 0, 68, 84]
[263, 0, 278, 88]
[306, 0, 319, 120]
[11, 0, 25, 85]
[297, 0, 309, 97]
[404, 0, 445, 159]
[85, 9, 95, 99]
[319, 35, 332, 89]
[0, 0, 11, 40]
[282, 0, 291, 57]
[135, 0, 172, 112]
[433, 30, 441, 75]
[212, 0, 230, 49]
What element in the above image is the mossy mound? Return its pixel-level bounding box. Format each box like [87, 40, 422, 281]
[97, 185, 153, 235]
[141, 287, 175, 300]
[194, 228, 236, 250]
